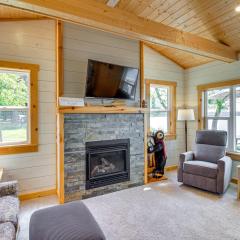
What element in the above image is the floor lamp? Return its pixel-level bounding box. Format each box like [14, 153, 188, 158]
[177, 109, 195, 152]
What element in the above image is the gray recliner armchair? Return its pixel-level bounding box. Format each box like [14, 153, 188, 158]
[178, 130, 232, 194]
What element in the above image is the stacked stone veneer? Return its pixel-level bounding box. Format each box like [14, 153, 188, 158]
[64, 113, 144, 202]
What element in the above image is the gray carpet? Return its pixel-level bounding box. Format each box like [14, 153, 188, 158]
[83, 173, 240, 240]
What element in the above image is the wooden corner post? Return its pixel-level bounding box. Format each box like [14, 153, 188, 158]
[140, 41, 144, 107]
[56, 20, 64, 102]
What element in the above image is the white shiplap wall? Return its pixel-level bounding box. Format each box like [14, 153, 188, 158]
[144, 46, 185, 166]
[63, 22, 140, 106]
[0, 20, 56, 194]
[185, 60, 240, 177]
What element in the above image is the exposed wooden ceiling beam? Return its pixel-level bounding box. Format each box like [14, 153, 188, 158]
[0, 0, 237, 62]
[0, 17, 46, 21]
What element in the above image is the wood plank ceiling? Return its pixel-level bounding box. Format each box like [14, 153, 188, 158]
[1, 1, 240, 68]
[98, 0, 240, 68]
[0, 5, 45, 20]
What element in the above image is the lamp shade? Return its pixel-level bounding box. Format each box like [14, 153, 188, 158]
[177, 109, 195, 121]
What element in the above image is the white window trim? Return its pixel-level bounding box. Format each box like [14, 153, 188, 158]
[204, 85, 240, 152]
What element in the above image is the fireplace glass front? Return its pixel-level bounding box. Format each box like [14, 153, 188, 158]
[86, 139, 130, 189]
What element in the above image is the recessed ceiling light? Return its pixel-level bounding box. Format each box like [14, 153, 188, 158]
[235, 5, 240, 12]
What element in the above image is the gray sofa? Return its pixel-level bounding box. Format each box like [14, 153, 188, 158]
[178, 130, 232, 194]
[0, 180, 19, 240]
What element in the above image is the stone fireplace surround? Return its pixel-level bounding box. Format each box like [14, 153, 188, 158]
[64, 113, 145, 202]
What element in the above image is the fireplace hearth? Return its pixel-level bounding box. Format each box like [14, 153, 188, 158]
[86, 139, 130, 189]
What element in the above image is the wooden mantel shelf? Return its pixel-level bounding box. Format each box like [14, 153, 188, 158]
[58, 106, 148, 114]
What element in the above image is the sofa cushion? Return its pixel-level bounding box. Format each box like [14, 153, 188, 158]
[29, 201, 106, 240]
[0, 196, 19, 228]
[184, 161, 218, 179]
[0, 222, 16, 240]
[195, 144, 225, 163]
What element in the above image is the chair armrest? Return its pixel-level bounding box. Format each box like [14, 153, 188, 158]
[178, 151, 194, 182]
[180, 151, 194, 163]
[0, 180, 18, 197]
[217, 156, 232, 194]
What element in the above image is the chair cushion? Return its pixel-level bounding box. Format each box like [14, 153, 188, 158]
[0, 196, 19, 228]
[29, 201, 106, 240]
[195, 144, 225, 163]
[0, 222, 16, 240]
[184, 161, 218, 179]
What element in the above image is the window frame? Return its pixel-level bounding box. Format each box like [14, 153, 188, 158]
[146, 79, 177, 140]
[197, 79, 240, 158]
[204, 87, 233, 150]
[0, 60, 39, 155]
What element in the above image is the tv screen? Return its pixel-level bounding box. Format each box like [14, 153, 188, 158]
[85, 60, 139, 100]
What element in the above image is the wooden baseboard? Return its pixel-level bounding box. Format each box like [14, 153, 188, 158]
[165, 165, 178, 171]
[19, 189, 57, 201]
[18, 175, 237, 201]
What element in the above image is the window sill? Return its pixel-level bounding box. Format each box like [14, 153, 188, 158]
[227, 152, 240, 161]
[0, 144, 38, 155]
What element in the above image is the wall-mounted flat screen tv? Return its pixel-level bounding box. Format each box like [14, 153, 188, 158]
[85, 59, 139, 100]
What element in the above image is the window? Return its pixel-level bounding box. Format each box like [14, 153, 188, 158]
[205, 87, 231, 147]
[198, 80, 240, 153]
[146, 80, 176, 139]
[0, 61, 39, 155]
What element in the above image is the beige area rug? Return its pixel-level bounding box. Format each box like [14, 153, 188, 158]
[83, 173, 240, 240]
[18, 172, 240, 240]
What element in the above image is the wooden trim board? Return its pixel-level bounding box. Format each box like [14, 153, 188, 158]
[237, 165, 240, 200]
[57, 113, 65, 204]
[165, 165, 178, 171]
[0, 60, 39, 71]
[146, 79, 177, 87]
[56, 20, 63, 100]
[231, 177, 238, 185]
[140, 41, 144, 106]
[19, 189, 56, 201]
[197, 79, 240, 92]
[0, 17, 47, 21]
[0, 144, 38, 155]
[55, 20, 63, 193]
[0, 0, 237, 62]
[58, 106, 148, 114]
[144, 113, 148, 184]
[227, 152, 240, 161]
